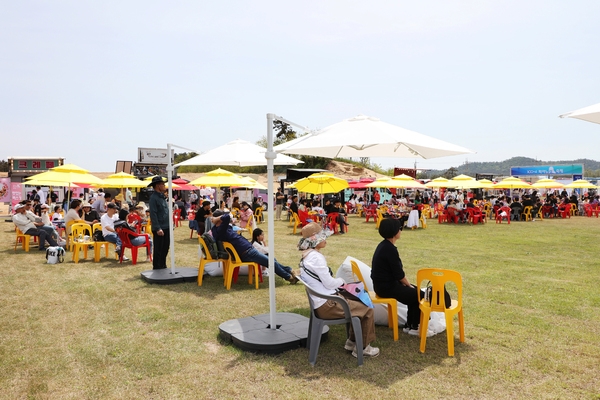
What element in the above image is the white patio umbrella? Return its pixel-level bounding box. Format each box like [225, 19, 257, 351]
[274, 114, 473, 159]
[177, 139, 303, 167]
[559, 103, 600, 125]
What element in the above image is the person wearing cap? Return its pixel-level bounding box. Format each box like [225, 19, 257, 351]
[82, 202, 100, 225]
[298, 222, 379, 358]
[148, 176, 170, 269]
[194, 200, 212, 235]
[100, 202, 129, 261]
[371, 218, 430, 337]
[210, 210, 298, 284]
[23, 200, 57, 240]
[13, 203, 60, 251]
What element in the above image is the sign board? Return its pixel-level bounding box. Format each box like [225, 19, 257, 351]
[138, 148, 174, 165]
[9, 158, 63, 176]
[394, 168, 416, 178]
[510, 164, 584, 177]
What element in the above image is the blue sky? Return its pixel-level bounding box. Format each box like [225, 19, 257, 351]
[2, 1, 599, 173]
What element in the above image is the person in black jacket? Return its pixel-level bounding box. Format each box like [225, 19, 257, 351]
[148, 176, 170, 269]
[371, 218, 428, 336]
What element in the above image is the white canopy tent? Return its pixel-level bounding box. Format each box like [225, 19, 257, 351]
[560, 103, 600, 125]
[274, 114, 473, 159]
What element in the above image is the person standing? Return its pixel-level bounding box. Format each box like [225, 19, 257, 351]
[149, 176, 170, 269]
[275, 189, 284, 220]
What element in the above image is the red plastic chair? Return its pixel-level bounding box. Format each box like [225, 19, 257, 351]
[446, 207, 460, 223]
[298, 209, 311, 226]
[558, 204, 571, 219]
[364, 204, 378, 223]
[466, 208, 482, 225]
[127, 213, 142, 233]
[117, 229, 152, 265]
[326, 213, 344, 234]
[173, 208, 182, 227]
[495, 206, 511, 224]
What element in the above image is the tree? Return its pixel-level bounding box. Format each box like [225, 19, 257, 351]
[0, 160, 8, 172]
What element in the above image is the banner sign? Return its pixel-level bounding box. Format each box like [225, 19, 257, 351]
[11, 182, 22, 211]
[138, 148, 174, 164]
[510, 164, 584, 176]
[0, 178, 10, 202]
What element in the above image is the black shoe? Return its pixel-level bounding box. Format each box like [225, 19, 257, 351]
[39, 247, 46, 251]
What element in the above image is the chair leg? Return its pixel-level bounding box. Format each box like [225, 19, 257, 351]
[350, 317, 363, 366]
[388, 301, 399, 341]
[458, 309, 465, 343]
[419, 308, 431, 353]
[445, 312, 455, 356]
[308, 321, 325, 366]
[131, 248, 138, 265]
[198, 260, 206, 286]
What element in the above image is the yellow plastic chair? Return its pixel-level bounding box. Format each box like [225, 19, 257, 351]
[254, 207, 264, 224]
[419, 212, 427, 229]
[521, 206, 533, 221]
[375, 208, 384, 229]
[570, 203, 578, 216]
[91, 222, 116, 262]
[350, 261, 398, 341]
[416, 268, 464, 356]
[355, 203, 364, 217]
[421, 204, 432, 219]
[197, 237, 229, 286]
[221, 242, 260, 290]
[14, 227, 33, 252]
[291, 212, 302, 234]
[71, 223, 93, 263]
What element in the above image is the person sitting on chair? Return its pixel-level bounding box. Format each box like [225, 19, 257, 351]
[238, 201, 254, 229]
[210, 210, 298, 284]
[100, 203, 129, 261]
[299, 222, 379, 358]
[371, 218, 435, 337]
[13, 203, 59, 251]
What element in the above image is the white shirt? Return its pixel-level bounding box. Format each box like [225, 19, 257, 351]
[252, 241, 268, 255]
[13, 212, 36, 232]
[300, 249, 345, 309]
[38, 190, 47, 205]
[101, 213, 118, 236]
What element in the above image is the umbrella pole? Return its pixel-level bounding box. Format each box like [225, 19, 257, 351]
[167, 144, 176, 274]
[266, 113, 277, 330]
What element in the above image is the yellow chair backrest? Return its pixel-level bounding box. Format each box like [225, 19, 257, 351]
[417, 268, 462, 312]
[350, 260, 368, 286]
[71, 223, 92, 240]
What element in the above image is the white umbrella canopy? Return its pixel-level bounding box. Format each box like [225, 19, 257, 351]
[176, 139, 303, 167]
[274, 115, 473, 159]
[560, 103, 600, 125]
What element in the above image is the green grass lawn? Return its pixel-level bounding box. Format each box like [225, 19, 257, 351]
[1, 213, 599, 399]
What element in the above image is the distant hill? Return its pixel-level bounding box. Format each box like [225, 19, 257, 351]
[426, 157, 600, 178]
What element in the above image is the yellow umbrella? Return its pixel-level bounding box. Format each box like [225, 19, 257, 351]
[477, 179, 496, 189]
[564, 179, 597, 189]
[494, 177, 531, 189]
[532, 179, 565, 189]
[100, 172, 148, 188]
[448, 174, 485, 189]
[366, 174, 426, 189]
[293, 172, 349, 195]
[189, 168, 248, 203]
[237, 176, 268, 190]
[26, 166, 104, 186]
[425, 177, 452, 188]
[189, 168, 247, 187]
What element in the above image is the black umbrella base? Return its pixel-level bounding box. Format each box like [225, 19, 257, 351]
[219, 312, 328, 354]
[140, 267, 198, 284]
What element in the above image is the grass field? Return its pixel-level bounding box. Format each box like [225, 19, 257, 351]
[1, 213, 599, 399]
